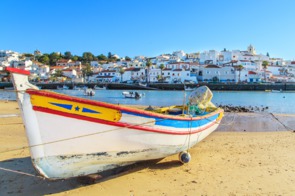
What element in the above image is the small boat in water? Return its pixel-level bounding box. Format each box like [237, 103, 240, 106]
[122, 91, 143, 99]
[6, 67, 224, 180]
[271, 89, 282, 93]
[94, 85, 106, 90]
[73, 86, 81, 90]
[57, 85, 69, 90]
[184, 86, 195, 91]
[84, 88, 95, 96]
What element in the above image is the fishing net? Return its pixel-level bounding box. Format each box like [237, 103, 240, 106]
[187, 86, 216, 114]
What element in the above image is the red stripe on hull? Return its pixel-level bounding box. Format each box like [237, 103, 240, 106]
[33, 106, 218, 135]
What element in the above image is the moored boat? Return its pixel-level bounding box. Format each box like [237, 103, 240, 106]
[122, 91, 143, 99]
[94, 85, 106, 90]
[57, 85, 69, 90]
[84, 88, 95, 96]
[6, 67, 224, 180]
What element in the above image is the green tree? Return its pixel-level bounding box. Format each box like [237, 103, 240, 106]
[72, 55, 79, 61]
[49, 52, 62, 66]
[125, 56, 131, 61]
[108, 52, 112, 59]
[159, 64, 165, 82]
[82, 52, 94, 62]
[119, 67, 125, 82]
[266, 52, 270, 57]
[22, 53, 34, 60]
[82, 63, 93, 81]
[54, 69, 63, 77]
[145, 59, 152, 83]
[37, 55, 50, 65]
[97, 54, 108, 61]
[236, 65, 244, 83]
[262, 61, 269, 82]
[64, 51, 72, 59]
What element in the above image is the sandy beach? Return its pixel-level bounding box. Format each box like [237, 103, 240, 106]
[0, 100, 295, 195]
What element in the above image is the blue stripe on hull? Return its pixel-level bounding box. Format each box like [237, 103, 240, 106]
[122, 111, 218, 128]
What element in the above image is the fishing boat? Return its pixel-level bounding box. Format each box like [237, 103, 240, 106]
[84, 88, 95, 96]
[184, 86, 195, 91]
[122, 91, 143, 99]
[271, 89, 282, 93]
[6, 67, 224, 180]
[94, 85, 106, 90]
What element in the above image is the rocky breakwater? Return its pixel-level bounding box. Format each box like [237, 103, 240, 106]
[217, 104, 269, 113]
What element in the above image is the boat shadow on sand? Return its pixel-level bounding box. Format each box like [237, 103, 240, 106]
[0, 157, 181, 195]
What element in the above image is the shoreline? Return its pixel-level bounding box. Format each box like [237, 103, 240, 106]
[2, 82, 295, 91]
[0, 101, 295, 195]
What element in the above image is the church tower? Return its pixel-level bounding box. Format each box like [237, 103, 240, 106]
[247, 44, 256, 55]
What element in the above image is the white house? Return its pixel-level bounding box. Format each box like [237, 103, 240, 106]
[62, 68, 77, 79]
[13, 59, 33, 70]
[38, 65, 50, 79]
[199, 50, 219, 64]
[90, 70, 121, 83]
[197, 65, 235, 82]
[172, 50, 186, 59]
[238, 60, 258, 71]
[90, 61, 100, 68]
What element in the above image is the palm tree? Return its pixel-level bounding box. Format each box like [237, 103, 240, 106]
[159, 64, 165, 82]
[119, 67, 125, 83]
[145, 59, 152, 83]
[262, 61, 269, 82]
[236, 65, 244, 83]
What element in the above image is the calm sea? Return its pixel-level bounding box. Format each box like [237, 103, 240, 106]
[1, 89, 294, 114]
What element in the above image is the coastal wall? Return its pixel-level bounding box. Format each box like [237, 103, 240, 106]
[1, 82, 295, 91]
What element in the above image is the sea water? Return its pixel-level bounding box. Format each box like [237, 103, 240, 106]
[1, 89, 294, 114]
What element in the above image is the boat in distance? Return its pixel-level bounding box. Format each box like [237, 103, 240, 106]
[122, 91, 143, 99]
[6, 67, 224, 180]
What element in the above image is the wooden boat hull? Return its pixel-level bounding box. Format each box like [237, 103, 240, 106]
[6, 67, 223, 179]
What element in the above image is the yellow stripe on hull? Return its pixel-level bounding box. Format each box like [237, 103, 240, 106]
[30, 94, 122, 122]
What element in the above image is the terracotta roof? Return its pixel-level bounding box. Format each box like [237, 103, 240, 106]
[50, 66, 65, 70]
[248, 71, 257, 74]
[101, 70, 116, 73]
[62, 68, 74, 72]
[173, 69, 182, 71]
[204, 64, 220, 68]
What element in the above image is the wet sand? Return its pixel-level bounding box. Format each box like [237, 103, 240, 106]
[0, 101, 295, 195]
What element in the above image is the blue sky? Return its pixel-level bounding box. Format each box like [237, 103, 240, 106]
[1, 0, 295, 60]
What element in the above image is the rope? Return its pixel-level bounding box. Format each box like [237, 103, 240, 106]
[0, 116, 169, 154]
[186, 116, 193, 152]
[269, 113, 294, 131]
[0, 108, 226, 155]
[0, 167, 44, 179]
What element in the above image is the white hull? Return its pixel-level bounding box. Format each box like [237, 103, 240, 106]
[22, 93, 218, 179]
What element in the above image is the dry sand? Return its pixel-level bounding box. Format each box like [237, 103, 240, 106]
[0, 101, 295, 195]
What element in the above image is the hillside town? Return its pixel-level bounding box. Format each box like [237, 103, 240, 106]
[0, 45, 295, 84]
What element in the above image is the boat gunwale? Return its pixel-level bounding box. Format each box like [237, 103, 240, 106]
[32, 106, 219, 135]
[26, 89, 223, 121]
